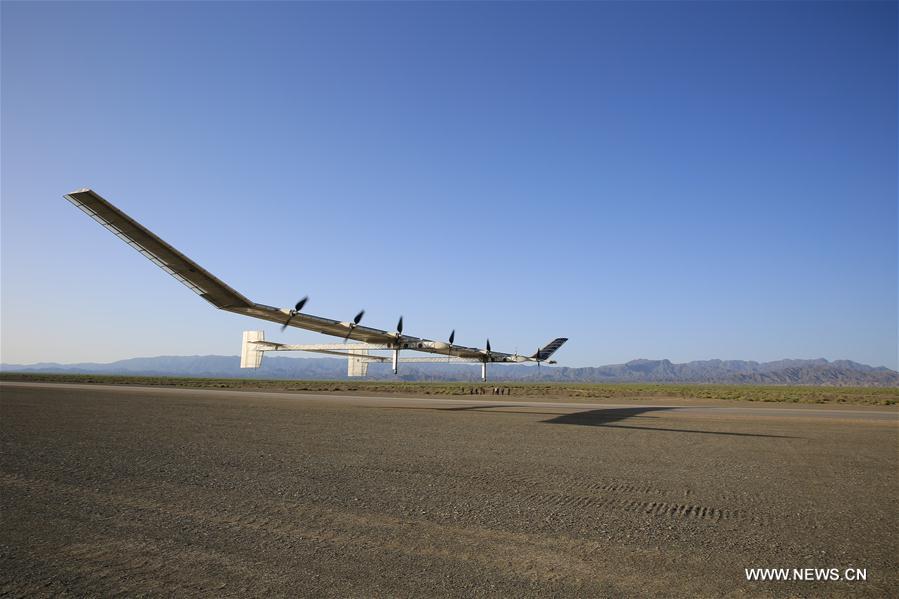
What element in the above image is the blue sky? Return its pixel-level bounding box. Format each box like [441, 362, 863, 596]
[2, 1, 896, 369]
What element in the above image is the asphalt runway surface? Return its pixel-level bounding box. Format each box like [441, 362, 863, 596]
[2, 382, 897, 597]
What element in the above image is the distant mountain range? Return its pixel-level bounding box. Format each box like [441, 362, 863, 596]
[2, 356, 897, 386]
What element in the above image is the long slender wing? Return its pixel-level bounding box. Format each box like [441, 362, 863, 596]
[65, 189, 252, 310]
[64, 188, 516, 360]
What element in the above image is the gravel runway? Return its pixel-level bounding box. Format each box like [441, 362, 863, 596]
[1, 382, 896, 597]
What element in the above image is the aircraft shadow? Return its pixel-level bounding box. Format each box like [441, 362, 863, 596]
[438, 404, 523, 411]
[369, 404, 796, 439]
[542, 407, 795, 439]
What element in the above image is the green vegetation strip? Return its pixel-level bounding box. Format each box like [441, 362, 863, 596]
[2, 373, 897, 405]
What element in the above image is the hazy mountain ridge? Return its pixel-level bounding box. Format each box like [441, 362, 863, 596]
[3, 356, 897, 386]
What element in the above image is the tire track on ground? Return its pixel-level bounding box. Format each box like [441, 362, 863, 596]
[505, 473, 767, 525]
[1, 473, 712, 595]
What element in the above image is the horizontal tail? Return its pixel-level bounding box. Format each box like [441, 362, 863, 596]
[532, 338, 568, 361]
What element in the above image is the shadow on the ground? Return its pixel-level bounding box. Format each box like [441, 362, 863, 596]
[371, 404, 797, 438]
[543, 406, 673, 424]
[438, 404, 524, 411]
[542, 407, 795, 438]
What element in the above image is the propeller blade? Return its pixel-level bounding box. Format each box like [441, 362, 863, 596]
[343, 309, 365, 342]
[446, 329, 455, 362]
[281, 296, 309, 332]
[486, 339, 491, 353]
[396, 316, 403, 335]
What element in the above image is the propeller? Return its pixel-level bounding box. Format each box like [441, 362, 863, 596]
[280, 296, 308, 331]
[388, 315, 404, 375]
[536, 346, 541, 370]
[388, 315, 404, 348]
[447, 329, 455, 362]
[446, 329, 456, 362]
[484, 338, 492, 360]
[343, 309, 365, 342]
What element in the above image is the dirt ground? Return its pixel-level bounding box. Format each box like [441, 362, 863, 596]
[1, 382, 896, 597]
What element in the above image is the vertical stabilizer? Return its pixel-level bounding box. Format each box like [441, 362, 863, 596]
[241, 331, 265, 368]
[348, 348, 369, 377]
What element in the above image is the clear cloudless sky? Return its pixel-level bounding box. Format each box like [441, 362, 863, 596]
[1, 1, 896, 369]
